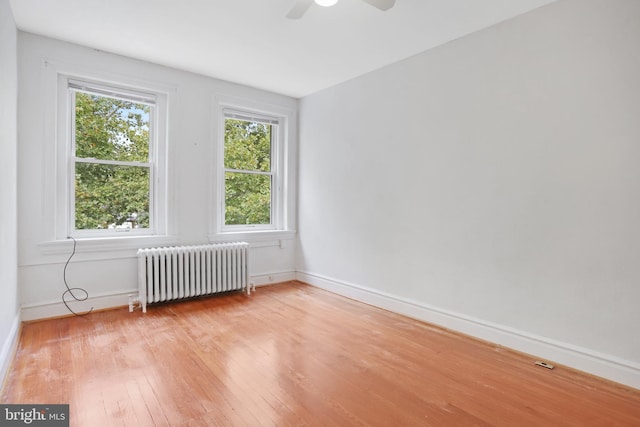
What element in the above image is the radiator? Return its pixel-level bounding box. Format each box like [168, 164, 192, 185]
[136, 242, 253, 313]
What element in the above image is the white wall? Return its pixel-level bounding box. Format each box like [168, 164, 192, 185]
[0, 0, 21, 383]
[297, 0, 640, 388]
[18, 34, 297, 319]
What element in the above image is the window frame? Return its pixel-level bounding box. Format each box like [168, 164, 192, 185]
[220, 109, 282, 232]
[213, 97, 296, 240]
[56, 75, 169, 240]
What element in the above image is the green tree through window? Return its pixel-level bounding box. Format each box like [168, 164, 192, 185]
[224, 118, 273, 225]
[73, 90, 152, 230]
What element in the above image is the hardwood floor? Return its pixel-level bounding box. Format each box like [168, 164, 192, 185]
[2, 281, 639, 426]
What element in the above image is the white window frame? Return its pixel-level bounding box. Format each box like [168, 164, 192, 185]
[213, 97, 296, 240]
[55, 75, 169, 240]
[221, 109, 282, 232]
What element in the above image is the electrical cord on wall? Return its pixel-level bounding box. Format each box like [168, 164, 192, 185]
[62, 236, 94, 317]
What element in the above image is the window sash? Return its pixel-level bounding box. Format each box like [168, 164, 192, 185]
[223, 168, 272, 176]
[74, 157, 152, 168]
[72, 162, 153, 233]
[224, 171, 273, 227]
[69, 82, 156, 236]
[221, 110, 281, 231]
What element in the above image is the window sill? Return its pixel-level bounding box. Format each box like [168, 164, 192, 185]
[209, 229, 296, 247]
[31, 231, 295, 266]
[38, 235, 180, 256]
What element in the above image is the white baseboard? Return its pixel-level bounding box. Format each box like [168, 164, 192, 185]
[21, 290, 135, 321]
[251, 271, 297, 287]
[0, 313, 22, 389]
[20, 270, 298, 321]
[296, 271, 640, 390]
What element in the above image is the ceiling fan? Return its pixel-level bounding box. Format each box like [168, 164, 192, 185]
[286, 0, 396, 20]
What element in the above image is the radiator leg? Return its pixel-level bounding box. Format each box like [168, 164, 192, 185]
[129, 295, 138, 313]
[129, 295, 144, 313]
[246, 281, 256, 296]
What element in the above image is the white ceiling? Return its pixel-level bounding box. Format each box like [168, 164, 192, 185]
[9, 0, 556, 98]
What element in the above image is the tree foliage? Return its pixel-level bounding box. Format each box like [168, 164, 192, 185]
[74, 92, 150, 230]
[224, 119, 272, 225]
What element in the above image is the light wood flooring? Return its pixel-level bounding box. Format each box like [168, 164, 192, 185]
[2, 281, 639, 426]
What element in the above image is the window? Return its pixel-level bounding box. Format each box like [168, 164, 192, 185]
[212, 96, 295, 241]
[63, 79, 167, 238]
[221, 109, 282, 231]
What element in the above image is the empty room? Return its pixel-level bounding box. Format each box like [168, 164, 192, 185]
[1, 0, 640, 425]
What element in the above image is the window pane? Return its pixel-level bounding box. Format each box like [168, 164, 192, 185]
[224, 119, 271, 172]
[75, 92, 150, 162]
[225, 172, 271, 225]
[75, 163, 150, 230]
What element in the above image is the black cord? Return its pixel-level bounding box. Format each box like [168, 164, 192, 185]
[62, 236, 94, 317]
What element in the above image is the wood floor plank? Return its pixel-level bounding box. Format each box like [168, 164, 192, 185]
[2, 281, 639, 426]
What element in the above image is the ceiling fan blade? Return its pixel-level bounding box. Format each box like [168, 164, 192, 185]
[286, 0, 314, 19]
[361, 0, 396, 11]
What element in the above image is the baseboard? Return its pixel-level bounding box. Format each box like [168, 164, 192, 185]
[20, 271, 298, 321]
[0, 313, 21, 390]
[251, 271, 297, 287]
[21, 290, 135, 321]
[296, 271, 640, 390]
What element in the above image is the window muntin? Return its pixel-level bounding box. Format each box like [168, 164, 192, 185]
[69, 82, 156, 235]
[222, 111, 280, 230]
